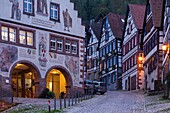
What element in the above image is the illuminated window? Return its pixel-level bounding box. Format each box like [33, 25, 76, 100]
[27, 32, 33, 46]
[19, 30, 26, 44]
[9, 28, 16, 42]
[1, 26, 8, 41]
[19, 30, 34, 46]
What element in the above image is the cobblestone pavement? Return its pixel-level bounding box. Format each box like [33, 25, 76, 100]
[64, 91, 146, 113]
[3, 90, 170, 113]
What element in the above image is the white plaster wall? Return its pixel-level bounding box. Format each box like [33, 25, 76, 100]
[0, 0, 86, 88]
[0, 0, 85, 38]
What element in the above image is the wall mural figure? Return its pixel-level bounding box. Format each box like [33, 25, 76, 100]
[63, 9, 72, 32]
[9, 0, 21, 20]
[0, 45, 18, 72]
[37, 0, 48, 15]
[65, 56, 79, 84]
[38, 33, 47, 67]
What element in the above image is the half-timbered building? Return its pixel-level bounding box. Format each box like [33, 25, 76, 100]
[142, 0, 165, 91]
[98, 13, 124, 90]
[122, 4, 146, 90]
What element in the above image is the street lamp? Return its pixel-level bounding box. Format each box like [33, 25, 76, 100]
[162, 44, 168, 51]
[162, 44, 170, 98]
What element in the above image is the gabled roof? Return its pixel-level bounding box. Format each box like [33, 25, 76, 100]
[91, 23, 102, 41]
[107, 13, 124, 39]
[121, 4, 146, 47]
[97, 13, 124, 50]
[129, 4, 146, 30]
[150, 0, 165, 28]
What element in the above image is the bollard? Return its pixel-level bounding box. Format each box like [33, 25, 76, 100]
[48, 99, 51, 113]
[78, 92, 79, 103]
[64, 95, 66, 108]
[81, 93, 83, 102]
[68, 94, 70, 106]
[72, 94, 74, 106]
[54, 95, 56, 110]
[84, 93, 85, 100]
[75, 94, 77, 104]
[60, 94, 62, 109]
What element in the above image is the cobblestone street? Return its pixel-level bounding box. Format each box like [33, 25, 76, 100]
[3, 90, 170, 113]
[64, 91, 146, 113]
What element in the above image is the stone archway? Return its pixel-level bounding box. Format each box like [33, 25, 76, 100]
[45, 66, 73, 98]
[10, 61, 41, 98]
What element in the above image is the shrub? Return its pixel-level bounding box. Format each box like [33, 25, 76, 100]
[47, 91, 55, 99]
[38, 88, 55, 99]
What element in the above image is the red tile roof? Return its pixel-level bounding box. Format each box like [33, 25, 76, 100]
[129, 4, 146, 30]
[107, 13, 124, 38]
[91, 23, 102, 41]
[150, 0, 164, 28]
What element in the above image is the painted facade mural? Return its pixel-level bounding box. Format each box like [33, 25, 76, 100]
[0, 45, 18, 72]
[37, 0, 48, 16]
[38, 33, 48, 67]
[63, 9, 72, 32]
[9, 0, 21, 20]
[65, 56, 79, 83]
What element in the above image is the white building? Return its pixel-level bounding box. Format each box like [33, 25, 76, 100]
[0, 0, 85, 100]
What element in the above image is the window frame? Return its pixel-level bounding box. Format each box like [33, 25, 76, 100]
[0, 24, 35, 48]
[50, 2, 60, 22]
[49, 35, 79, 56]
[19, 29, 35, 47]
[23, 0, 35, 16]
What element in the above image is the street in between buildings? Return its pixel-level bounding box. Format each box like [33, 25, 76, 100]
[65, 91, 145, 113]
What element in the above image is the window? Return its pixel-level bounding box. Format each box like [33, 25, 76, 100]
[50, 37, 56, 50]
[57, 38, 63, 52]
[24, 0, 34, 15]
[9, 28, 16, 42]
[72, 42, 77, 54]
[19, 30, 26, 44]
[1, 25, 34, 47]
[1, 26, 8, 41]
[65, 40, 71, 53]
[19, 30, 34, 46]
[27, 32, 33, 46]
[50, 3, 60, 21]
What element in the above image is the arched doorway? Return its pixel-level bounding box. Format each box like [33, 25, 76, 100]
[11, 62, 40, 98]
[46, 66, 73, 99]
